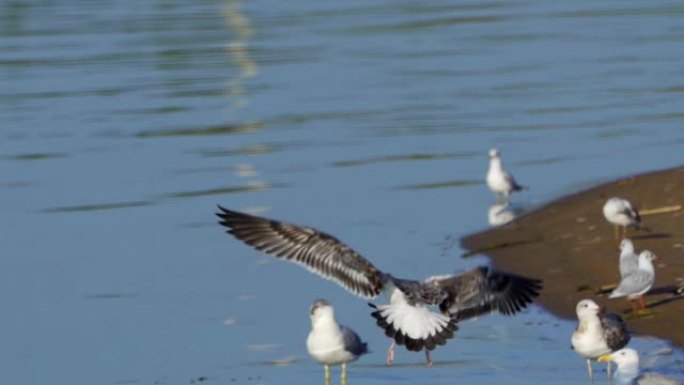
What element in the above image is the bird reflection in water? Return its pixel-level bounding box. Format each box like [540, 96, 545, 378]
[487, 202, 522, 226]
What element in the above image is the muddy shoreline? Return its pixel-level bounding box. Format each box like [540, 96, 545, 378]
[462, 166, 684, 346]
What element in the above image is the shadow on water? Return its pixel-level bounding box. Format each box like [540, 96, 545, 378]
[135, 122, 264, 138]
[512, 156, 577, 167]
[41, 200, 155, 213]
[2, 152, 68, 161]
[332, 151, 478, 168]
[158, 182, 287, 199]
[359, 358, 479, 369]
[393, 179, 482, 191]
[84, 293, 138, 300]
[40, 182, 285, 213]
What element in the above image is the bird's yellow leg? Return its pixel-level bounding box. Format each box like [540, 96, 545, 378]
[341, 363, 347, 385]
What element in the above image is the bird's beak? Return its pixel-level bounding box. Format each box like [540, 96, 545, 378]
[597, 354, 613, 363]
[653, 254, 661, 261]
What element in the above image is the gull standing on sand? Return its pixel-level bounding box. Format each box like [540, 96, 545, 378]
[486, 148, 526, 200]
[572, 299, 630, 382]
[619, 239, 639, 279]
[216, 206, 542, 366]
[603, 197, 647, 240]
[307, 299, 368, 385]
[609, 250, 659, 312]
[598, 348, 682, 385]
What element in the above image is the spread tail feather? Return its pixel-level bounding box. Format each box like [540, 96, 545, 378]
[368, 303, 458, 352]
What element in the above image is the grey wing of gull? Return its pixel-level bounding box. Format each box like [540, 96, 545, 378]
[599, 312, 630, 351]
[504, 172, 524, 191]
[637, 372, 683, 385]
[425, 266, 542, 321]
[216, 206, 385, 299]
[341, 325, 368, 357]
[612, 271, 653, 297]
[620, 254, 639, 278]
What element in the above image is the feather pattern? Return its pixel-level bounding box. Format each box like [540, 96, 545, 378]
[369, 302, 458, 352]
[599, 312, 630, 351]
[216, 206, 384, 299]
[424, 266, 542, 321]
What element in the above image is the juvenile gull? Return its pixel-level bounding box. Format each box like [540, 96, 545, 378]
[307, 299, 367, 385]
[603, 197, 648, 240]
[216, 206, 542, 366]
[571, 299, 630, 382]
[598, 348, 682, 385]
[486, 148, 526, 200]
[610, 250, 659, 312]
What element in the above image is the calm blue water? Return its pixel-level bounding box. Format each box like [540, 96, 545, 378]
[1, 0, 683, 384]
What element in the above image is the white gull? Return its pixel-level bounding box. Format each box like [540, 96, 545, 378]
[619, 239, 639, 279]
[486, 148, 526, 200]
[610, 250, 659, 312]
[599, 348, 682, 385]
[307, 299, 367, 384]
[603, 197, 648, 240]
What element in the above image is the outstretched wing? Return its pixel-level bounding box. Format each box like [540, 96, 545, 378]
[216, 206, 384, 299]
[426, 266, 542, 321]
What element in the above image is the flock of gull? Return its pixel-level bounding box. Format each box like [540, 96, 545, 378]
[215, 148, 680, 384]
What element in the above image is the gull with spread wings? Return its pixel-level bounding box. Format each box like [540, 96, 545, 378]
[216, 206, 542, 366]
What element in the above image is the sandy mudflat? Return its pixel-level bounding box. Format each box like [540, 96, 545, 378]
[462, 166, 684, 346]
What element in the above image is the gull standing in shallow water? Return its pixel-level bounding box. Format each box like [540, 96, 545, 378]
[603, 197, 648, 241]
[307, 299, 368, 385]
[599, 348, 682, 385]
[610, 250, 659, 312]
[486, 148, 526, 200]
[571, 299, 630, 382]
[216, 206, 542, 366]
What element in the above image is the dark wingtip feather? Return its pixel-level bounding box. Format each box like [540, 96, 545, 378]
[215, 206, 385, 299]
[369, 306, 458, 352]
[490, 273, 542, 317]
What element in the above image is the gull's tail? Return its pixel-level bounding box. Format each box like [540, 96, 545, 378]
[368, 302, 458, 352]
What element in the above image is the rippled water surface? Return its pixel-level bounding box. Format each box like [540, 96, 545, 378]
[2, 1, 684, 384]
